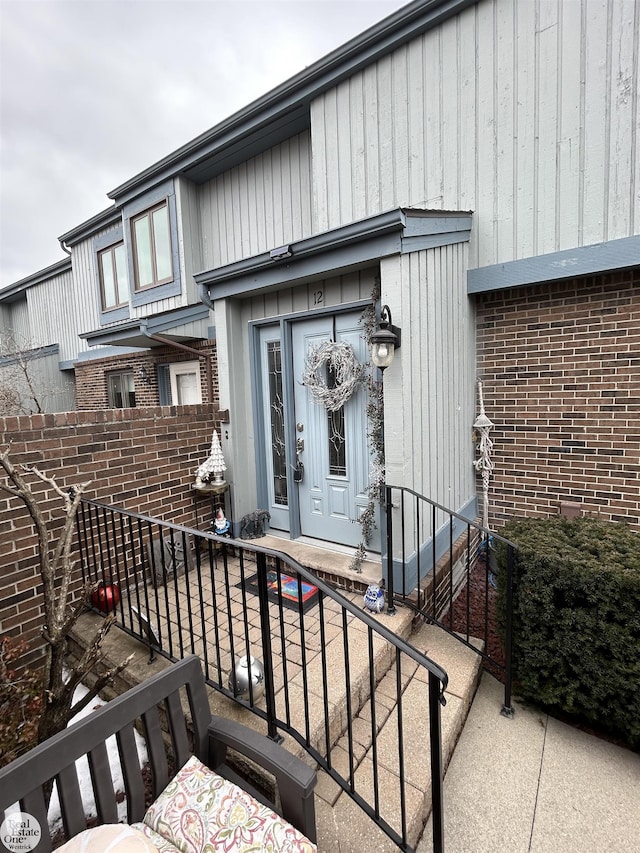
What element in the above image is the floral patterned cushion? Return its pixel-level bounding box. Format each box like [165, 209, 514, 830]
[130, 823, 181, 851]
[142, 755, 316, 853]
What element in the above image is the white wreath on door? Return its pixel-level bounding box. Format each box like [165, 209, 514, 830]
[302, 340, 364, 411]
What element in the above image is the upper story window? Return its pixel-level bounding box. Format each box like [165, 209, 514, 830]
[98, 242, 128, 310]
[131, 200, 173, 290]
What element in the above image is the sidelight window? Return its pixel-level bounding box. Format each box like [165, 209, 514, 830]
[267, 342, 288, 506]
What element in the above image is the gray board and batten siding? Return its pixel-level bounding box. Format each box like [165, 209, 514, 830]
[381, 241, 477, 518]
[1, 263, 80, 364]
[196, 132, 314, 274]
[310, 0, 639, 269]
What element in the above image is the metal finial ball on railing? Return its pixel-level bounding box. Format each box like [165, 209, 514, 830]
[228, 655, 265, 701]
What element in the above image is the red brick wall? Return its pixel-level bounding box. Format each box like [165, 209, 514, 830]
[74, 340, 218, 409]
[1, 405, 224, 667]
[476, 270, 640, 529]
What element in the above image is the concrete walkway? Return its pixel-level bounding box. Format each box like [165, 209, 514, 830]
[420, 672, 640, 853]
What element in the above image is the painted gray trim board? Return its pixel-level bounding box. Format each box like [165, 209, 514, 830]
[197, 209, 472, 300]
[467, 235, 640, 294]
[75, 346, 148, 362]
[0, 343, 59, 366]
[81, 303, 210, 347]
[59, 205, 122, 248]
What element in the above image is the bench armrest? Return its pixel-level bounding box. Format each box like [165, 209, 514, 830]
[206, 715, 317, 843]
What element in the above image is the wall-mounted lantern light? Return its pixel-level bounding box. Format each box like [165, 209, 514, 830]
[370, 305, 401, 370]
[370, 303, 402, 616]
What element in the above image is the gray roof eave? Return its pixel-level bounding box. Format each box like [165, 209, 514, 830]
[108, 0, 477, 204]
[196, 208, 472, 300]
[80, 303, 211, 347]
[58, 205, 122, 248]
[1, 257, 73, 301]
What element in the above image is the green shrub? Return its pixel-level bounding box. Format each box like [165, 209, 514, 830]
[494, 516, 640, 749]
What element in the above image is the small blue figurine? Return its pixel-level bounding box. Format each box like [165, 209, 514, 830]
[363, 584, 385, 613]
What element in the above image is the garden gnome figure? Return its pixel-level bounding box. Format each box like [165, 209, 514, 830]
[213, 506, 231, 537]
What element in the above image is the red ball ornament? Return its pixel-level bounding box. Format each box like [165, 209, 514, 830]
[92, 581, 121, 613]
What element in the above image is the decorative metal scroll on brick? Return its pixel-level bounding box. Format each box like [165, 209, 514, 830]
[472, 379, 494, 530]
[147, 533, 192, 588]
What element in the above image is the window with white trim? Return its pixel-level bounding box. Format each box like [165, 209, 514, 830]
[169, 361, 202, 404]
[131, 200, 173, 290]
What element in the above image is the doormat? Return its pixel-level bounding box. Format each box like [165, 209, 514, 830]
[239, 569, 319, 613]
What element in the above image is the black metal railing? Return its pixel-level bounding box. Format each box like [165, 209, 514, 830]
[384, 485, 516, 717]
[77, 499, 449, 852]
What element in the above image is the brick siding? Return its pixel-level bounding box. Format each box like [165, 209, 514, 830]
[75, 340, 218, 409]
[476, 270, 640, 529]
[1, 405, 224, 667]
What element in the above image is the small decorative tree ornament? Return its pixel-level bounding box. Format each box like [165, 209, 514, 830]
[195, 429, 227, 487]
[228, 655, 265, 701]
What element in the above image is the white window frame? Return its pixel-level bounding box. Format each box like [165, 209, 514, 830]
[169, 361, 202, 405]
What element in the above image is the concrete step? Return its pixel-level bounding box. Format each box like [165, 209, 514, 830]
[313, 624, 484, 852]
[258, 534, 382, 595]
[70, 538, 482, 853]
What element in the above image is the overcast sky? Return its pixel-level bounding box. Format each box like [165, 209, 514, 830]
[0, 0, 408, 288]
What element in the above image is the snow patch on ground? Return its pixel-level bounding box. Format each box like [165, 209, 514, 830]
[46, 679, 148, 834]
[4, 676, 147, 835]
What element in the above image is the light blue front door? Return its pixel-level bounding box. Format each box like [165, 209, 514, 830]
[257, 311, 377, 549]
[291, 313, 375, 548]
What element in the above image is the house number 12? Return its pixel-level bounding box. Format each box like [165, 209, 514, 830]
[313, 289, 324, 306]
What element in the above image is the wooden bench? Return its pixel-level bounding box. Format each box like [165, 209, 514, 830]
[0, 655, 316, 851]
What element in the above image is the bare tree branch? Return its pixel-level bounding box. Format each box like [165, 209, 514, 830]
[66, 655, 135, 721]
[1, 445, 131, 751]
[0, 331, 73, 416]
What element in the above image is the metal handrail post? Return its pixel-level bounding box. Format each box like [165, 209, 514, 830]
[501, 544, 515, 718]
[385, 484, 396, 615]
[256, 551, 282, 741]
[429, 672, 445, 853]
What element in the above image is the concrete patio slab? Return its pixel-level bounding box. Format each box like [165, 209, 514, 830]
[419, 672, 640, 853]
[530, 716, 640, 853]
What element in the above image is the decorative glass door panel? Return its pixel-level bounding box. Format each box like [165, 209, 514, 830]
[267, 341, 288, 507]
[258, 327, 290, 531]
